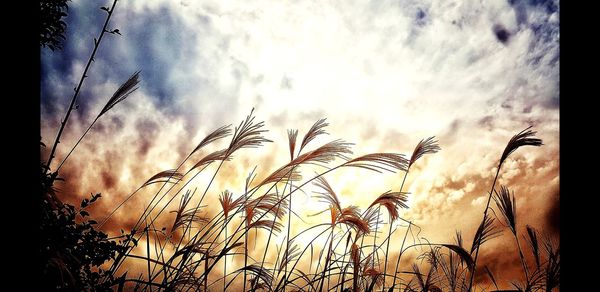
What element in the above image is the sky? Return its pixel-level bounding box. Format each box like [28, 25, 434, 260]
[41, 0, 559, 289]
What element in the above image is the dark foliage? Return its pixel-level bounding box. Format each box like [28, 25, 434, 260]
[41, 169, 124, 291]
[40, 0, 70, 50]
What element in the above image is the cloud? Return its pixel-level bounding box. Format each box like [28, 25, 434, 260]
[41, 0, 559, 289]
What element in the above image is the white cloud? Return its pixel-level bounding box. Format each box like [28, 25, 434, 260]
[471, 195, 487, 207]
[92, 0, 555, 134]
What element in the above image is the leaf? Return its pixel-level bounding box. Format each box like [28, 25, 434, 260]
[484, 265, 499, 290]
[471, 214, 501, 254]
[80, 210, 89, 217]
[90, 193, 101, 203]
[116, 272, 127, 292]
[442, 244, 475, 272]
[524, 225, 541, 269]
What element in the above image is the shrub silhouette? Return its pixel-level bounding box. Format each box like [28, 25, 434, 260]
[40, 0, 69, 50]
[40, 177, 123, 290]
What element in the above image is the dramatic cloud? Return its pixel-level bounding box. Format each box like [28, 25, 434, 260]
[41, 0, 559, 289]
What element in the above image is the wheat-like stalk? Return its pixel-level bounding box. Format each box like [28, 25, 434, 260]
[441, 244, 475, 272]
[409, 136, 441, 168]
[343, 153, 409, 173]
[55, 71, 141, 172]
[98, 71, 141, 117]
[98, 168, 182, 228]
[338, 206, 370, 235]
[469, 127, 542, 291]
[81, 111, 554, 291]
[291, 139, 353, 167]
[543, 236, 560, 291]
[218, 190, 238, 291]
[313, 176, 342, 214]
[525, 225, 541, 270]
[142, 169, 183, 187]
[287, 129, 298, 161]
[494, 185, 530, 282]
[367, 191, 408, 222]
[191, 125, 232, 155]
[226, 108, 272, 158]
[388, 137, 440, 291]
[44, 0, 121, 173]
[494, 186, 517, 235]
[498, 126, 543, 168]
[470, 213, 501, 255]
[299, 118, 329, 153]
[186, 149, 230, 175]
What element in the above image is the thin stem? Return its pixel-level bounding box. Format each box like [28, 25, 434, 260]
[224, 223, 228, 292]
[109, 146, 199, 278]
[177, 160, 227, 249]
[317, 225, 335, 292]
[203, 167, 342, 289]
[280, 165, 297, 291]
[373, 207, 381, 269]
[284, 178, 293, 292]
[143, 165, 207, 282]
[45, 0, 118, 173]
[55, 115, 99, 172]
[145, 225, 152, 284]
[468, 168, 501, 291]
[352, 245, 359, 292]
[383, 222, 394, 291]
[204, 250, 209, 291]
[98, 185, 141, 228]
[243, 192, 248, 292]
[327, 228, 341, 292]
[130, 152, 195, 235]
[336, 226, 353, 291]
[170, 172, 280, 288]
[108, 159, 201, 278]
[391, 222, 411, 291]
[385, 170, 408, 291]
[514, 232, 530, 283]
[145, 161, 226, 284]
[253, 184, 283, 291]
[276, 225, 333, 292]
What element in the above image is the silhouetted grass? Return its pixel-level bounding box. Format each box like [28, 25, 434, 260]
[40, 3, 558, 291]
[52, 114, 551, 291]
